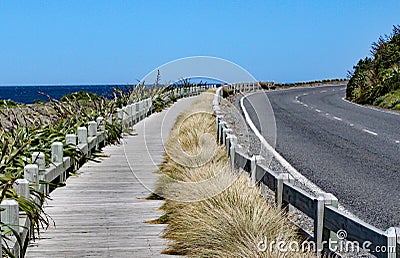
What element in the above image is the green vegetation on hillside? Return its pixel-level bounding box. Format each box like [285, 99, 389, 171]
[271, 78, 347, 90]
[346, 25, 400, 109]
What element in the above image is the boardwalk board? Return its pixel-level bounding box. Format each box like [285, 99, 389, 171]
[26, 98, 194, 258]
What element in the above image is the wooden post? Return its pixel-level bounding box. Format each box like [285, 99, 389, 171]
[230, 143, 235, 170]
[13, 179, 30, 199]
[250, 155, 265, 186]
[77, 127, 88, 144]
[24, 164, 39, 190]
[51, 142, 63, 163]
[222, 128, 233, 146]
[276, 173, 290, 211]
[386, 227, 397, 258]
[66, 134, 77, 145]
[213, 105, 220, 113]
[0, 200, 19, 235]
[218, 121, 227, 144]
[226, 134, 237, 156]
[96, 117, 105, 131]
[32, 152, 45, 170]
[323, 193, 339, 252]
[314, 194, 326, 257]
[250, 155, 257, 186]
[88, 121, 97, 137]
[127, 105, 133, 125]
[216, 115, 223, 135]
[122, 106, 128, 126]
[135, 103, 140, 122]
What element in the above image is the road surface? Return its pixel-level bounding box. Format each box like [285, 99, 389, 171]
[243, 85, 400, 230]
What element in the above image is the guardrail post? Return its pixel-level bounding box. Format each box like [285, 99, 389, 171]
[24, 164, 39, 190]
[222, 128, 233, 146]
[230, 143, 236, 170]
[250, 155, 265, 186]
[386, 227, 397, 258]
[13, 179, 30, 199]
[216, 115, 223, 134]
[32, 152, 45, 171]
[226, 134, 237, 156]
[218, 121, 227, 144]
[276, 173, 290, 211]
[250, 155, 257, 186]
[78, 127, 88, 144]
[314, 194, 326, 257]
[213, 105, 220, 114]
[323, 193, 339, 252]
[88, 121, 97, 137]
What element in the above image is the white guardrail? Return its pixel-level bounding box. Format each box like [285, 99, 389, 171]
[213, 83, 400, 258]
[0, 85, 211, 257]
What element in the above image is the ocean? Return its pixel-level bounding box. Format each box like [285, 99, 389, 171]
[0, 85, 127, 104]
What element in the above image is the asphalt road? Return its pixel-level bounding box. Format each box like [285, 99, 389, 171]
[243, 85, 400, 230]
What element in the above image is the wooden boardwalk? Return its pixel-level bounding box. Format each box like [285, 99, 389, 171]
[26, 98, 194, 257]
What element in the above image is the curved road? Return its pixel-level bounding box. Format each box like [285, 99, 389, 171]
[244, 85, 400, 230]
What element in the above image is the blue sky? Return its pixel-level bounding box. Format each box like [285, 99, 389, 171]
[0, 0, 399, 85]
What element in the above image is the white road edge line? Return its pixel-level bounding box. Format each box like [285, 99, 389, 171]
[240, 94, 325, 195]
[362, 129, 378, 136]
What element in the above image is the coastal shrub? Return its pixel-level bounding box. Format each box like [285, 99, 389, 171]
[347, 25, 400, 107]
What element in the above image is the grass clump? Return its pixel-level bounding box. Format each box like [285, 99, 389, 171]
[153, 91, 312, 257]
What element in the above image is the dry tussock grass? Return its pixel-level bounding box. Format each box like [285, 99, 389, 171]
[153, 91, 314, 257]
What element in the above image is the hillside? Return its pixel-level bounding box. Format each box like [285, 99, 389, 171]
[346, 25, 400, 109]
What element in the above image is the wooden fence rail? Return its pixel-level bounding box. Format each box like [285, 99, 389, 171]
[213, 84, 400, 258]
[0, 85, 209, 257]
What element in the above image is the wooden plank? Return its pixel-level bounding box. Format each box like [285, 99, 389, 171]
[282, 182, 315, 218]
[88, 136, 97, 151]
[324, 206, 388, 258]
[258, 164, 277, 191]
[234, 150, 251, 173]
